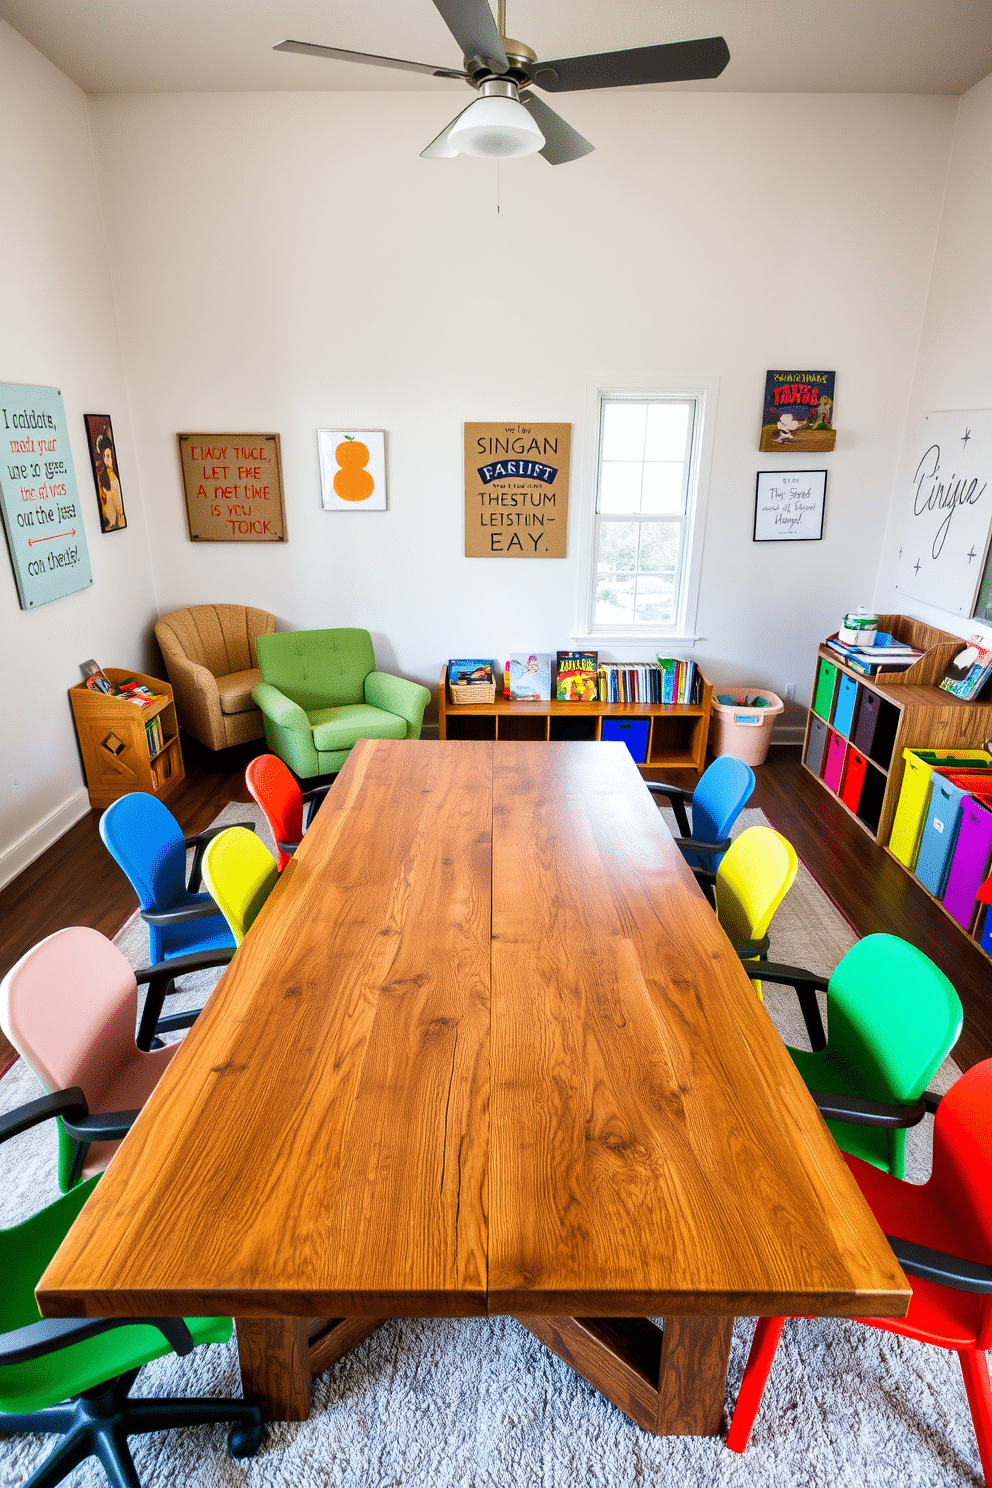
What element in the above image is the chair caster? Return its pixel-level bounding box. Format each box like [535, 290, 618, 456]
[227, 1409, 266, 1458]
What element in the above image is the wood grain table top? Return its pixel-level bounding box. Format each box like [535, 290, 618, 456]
[38, 740, 908, 1324]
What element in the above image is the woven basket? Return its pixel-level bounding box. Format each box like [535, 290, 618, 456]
[450, 680, 496, 705]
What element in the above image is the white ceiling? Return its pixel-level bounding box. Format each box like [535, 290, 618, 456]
[2, 0, 990, 96]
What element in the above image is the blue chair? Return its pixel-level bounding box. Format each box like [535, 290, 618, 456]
[99, 793, 254, 963]
[647, 756, 756, 874]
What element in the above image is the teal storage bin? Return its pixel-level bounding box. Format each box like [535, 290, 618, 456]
[915, 776, 967, 897]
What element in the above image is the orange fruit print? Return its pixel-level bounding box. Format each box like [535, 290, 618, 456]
[333, 435, 374, 502]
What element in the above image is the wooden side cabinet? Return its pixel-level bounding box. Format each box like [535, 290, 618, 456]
[69, 668, 185, 810]
[437, 667, 713, 776]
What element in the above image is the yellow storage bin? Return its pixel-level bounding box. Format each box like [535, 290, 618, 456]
[889, 747, 992, 868]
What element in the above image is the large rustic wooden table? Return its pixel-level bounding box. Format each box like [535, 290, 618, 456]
[38, 740, 909, 1433]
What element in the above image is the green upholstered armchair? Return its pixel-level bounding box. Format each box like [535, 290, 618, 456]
[252, 628, 431, 779]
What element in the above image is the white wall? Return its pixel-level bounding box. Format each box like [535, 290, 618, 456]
[874, 73, 992, 640]
[0, 21, 158, 883]
[88, 88, 955, 737]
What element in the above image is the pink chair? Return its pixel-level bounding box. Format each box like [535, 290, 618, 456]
[0, 926, 229, 1192]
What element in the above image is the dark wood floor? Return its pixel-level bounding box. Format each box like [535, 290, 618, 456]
[2, 740, 989, 1070]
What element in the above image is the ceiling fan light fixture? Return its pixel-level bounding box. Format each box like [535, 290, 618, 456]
[447, 79, 544, 158]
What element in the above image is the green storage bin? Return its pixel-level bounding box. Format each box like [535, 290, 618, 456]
[889, 747, 992, 868]
[812, 659, 838, 722]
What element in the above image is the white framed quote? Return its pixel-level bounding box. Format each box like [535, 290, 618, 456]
[753, 469, 826, 542]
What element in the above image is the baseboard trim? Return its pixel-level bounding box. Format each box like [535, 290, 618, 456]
[0, 788, 91, 890]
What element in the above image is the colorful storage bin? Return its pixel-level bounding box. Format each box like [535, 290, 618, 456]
[888, 748, 992, 869]
[942, 793, 992, 929]
[812, 660, 838, 722]
[601, 717, 649, 764]
[805, 716, 828, 776]
[822, 732, 847, 793]
[915, 776, 967, 897]
[840, 747, 869, 812]
[831, 674, 859, 739]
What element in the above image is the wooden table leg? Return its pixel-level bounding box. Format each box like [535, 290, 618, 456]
[236, 1317, 311, 1421]
[654, 1315, 734, 1436]
[515, 1314, 733, 1437]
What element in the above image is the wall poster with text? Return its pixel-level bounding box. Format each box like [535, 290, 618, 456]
[759, 370, 836, 452]
[464, 422, 570, 558]
[0, 382, 92, 609]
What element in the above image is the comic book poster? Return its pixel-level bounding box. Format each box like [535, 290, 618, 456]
[758, 371, 836, 452]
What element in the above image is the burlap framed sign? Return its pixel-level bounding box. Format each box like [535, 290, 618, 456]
[177, 433, 286, 542]
[465, 422, 570, 558]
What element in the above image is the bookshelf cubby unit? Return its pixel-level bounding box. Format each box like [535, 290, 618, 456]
[68, 668, 185, 809]
[437, 666, 713, 775]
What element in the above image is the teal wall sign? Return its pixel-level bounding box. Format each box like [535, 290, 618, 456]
[0, 382, 93, 609]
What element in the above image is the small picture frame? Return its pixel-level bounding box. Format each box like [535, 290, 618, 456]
[318, 430, 387, 511]
[84, 414, 127, 533]
[753, 469, 826, 542]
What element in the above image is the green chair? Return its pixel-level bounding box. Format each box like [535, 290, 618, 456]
[745, 933, 963, 1177]
[0, 1089, 264, 1487]
[252, 628, 431, 779]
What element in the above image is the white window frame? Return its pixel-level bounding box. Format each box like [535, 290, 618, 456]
[572, 378, 718, 645]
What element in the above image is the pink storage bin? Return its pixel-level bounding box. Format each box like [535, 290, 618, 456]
[822, 732, 847, 794]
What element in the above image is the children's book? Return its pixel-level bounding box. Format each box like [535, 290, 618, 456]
[555, 651, 598, 702]
[939, 634, 992, 700]
[79, 658, 117, 695]
[448, 658, 495, 685]
[507, 653, 552, 701]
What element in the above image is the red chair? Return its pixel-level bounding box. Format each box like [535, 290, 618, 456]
[245, 754, 331, 871]
[727, 1060, 992, 1482]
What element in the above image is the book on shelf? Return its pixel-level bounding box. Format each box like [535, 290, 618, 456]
[145, 715, 164, 758]
[117, 676, 163, 707]
[939, 634, 992, 701]
[555, 651, 598, 702]
[593, 661, 701, 707]
[447, 658, 496, 686]
[825, 632, 923, 674]
[507, 653, 552, 701]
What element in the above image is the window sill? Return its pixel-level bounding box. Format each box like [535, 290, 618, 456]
[569, 632, 702, 647]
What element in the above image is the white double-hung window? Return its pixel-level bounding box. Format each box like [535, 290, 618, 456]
[582, 383, 715, 640]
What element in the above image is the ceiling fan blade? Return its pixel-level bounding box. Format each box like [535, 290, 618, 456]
[274, 39, 466, 81]
[530, 36, 730, 92]
[431, 0, 508, 75]
[519, 94, 594, 165]
[420, 104, 475, 158]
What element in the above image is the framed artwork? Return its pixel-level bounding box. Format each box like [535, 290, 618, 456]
[758, 371, 836, 452]
[753, 470, 826, 542]
[177, 433, 286, 541]
[84, 414, 127, 533]
[318, 430, 387, 510]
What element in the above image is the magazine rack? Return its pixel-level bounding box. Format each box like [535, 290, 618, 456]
[68, 669, 185, 809]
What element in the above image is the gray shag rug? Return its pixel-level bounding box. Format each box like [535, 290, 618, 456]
[0, 803, 981, 1488]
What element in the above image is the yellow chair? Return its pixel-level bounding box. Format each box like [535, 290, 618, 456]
[201, 827, 279, 946]
[701, 825, 799, 1001]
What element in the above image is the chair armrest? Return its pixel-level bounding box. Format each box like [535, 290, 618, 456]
[277, 840, 299, 857]
[251, 682, 310, 733]
[672, 835, 732, 857]
[731, 936, 770, 961]
[0, 1088, 89, 1145]
[184, 820, 255, 891]
[0, 1315, 195, 1367]
[301, 783, 332, 830]
[742, 961, 828, 1052]
[887, 1236, 992, 1296]
[810, 1089, 928, 1129]
[646, 782, 692, 838]
[61, 1109, 141, 1143]
[364, 672, 431, 737]
[134, 948, 235, 1051]
[141, 900, 222, 926]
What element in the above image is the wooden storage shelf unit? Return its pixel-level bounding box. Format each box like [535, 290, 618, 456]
[69, 668, 185, 810]
[801, 615, 992, 959]
[437, 667, 713, 775]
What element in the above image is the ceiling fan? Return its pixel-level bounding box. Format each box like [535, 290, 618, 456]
[275, 0, 730, 165]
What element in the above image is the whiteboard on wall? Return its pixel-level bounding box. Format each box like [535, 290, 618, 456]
[894, 409, 992, 616]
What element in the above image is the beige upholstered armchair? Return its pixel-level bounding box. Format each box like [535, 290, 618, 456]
[154, 605, 277, 750]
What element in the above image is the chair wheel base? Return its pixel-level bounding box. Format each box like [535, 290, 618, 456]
[227, 1411, 266, 1459]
